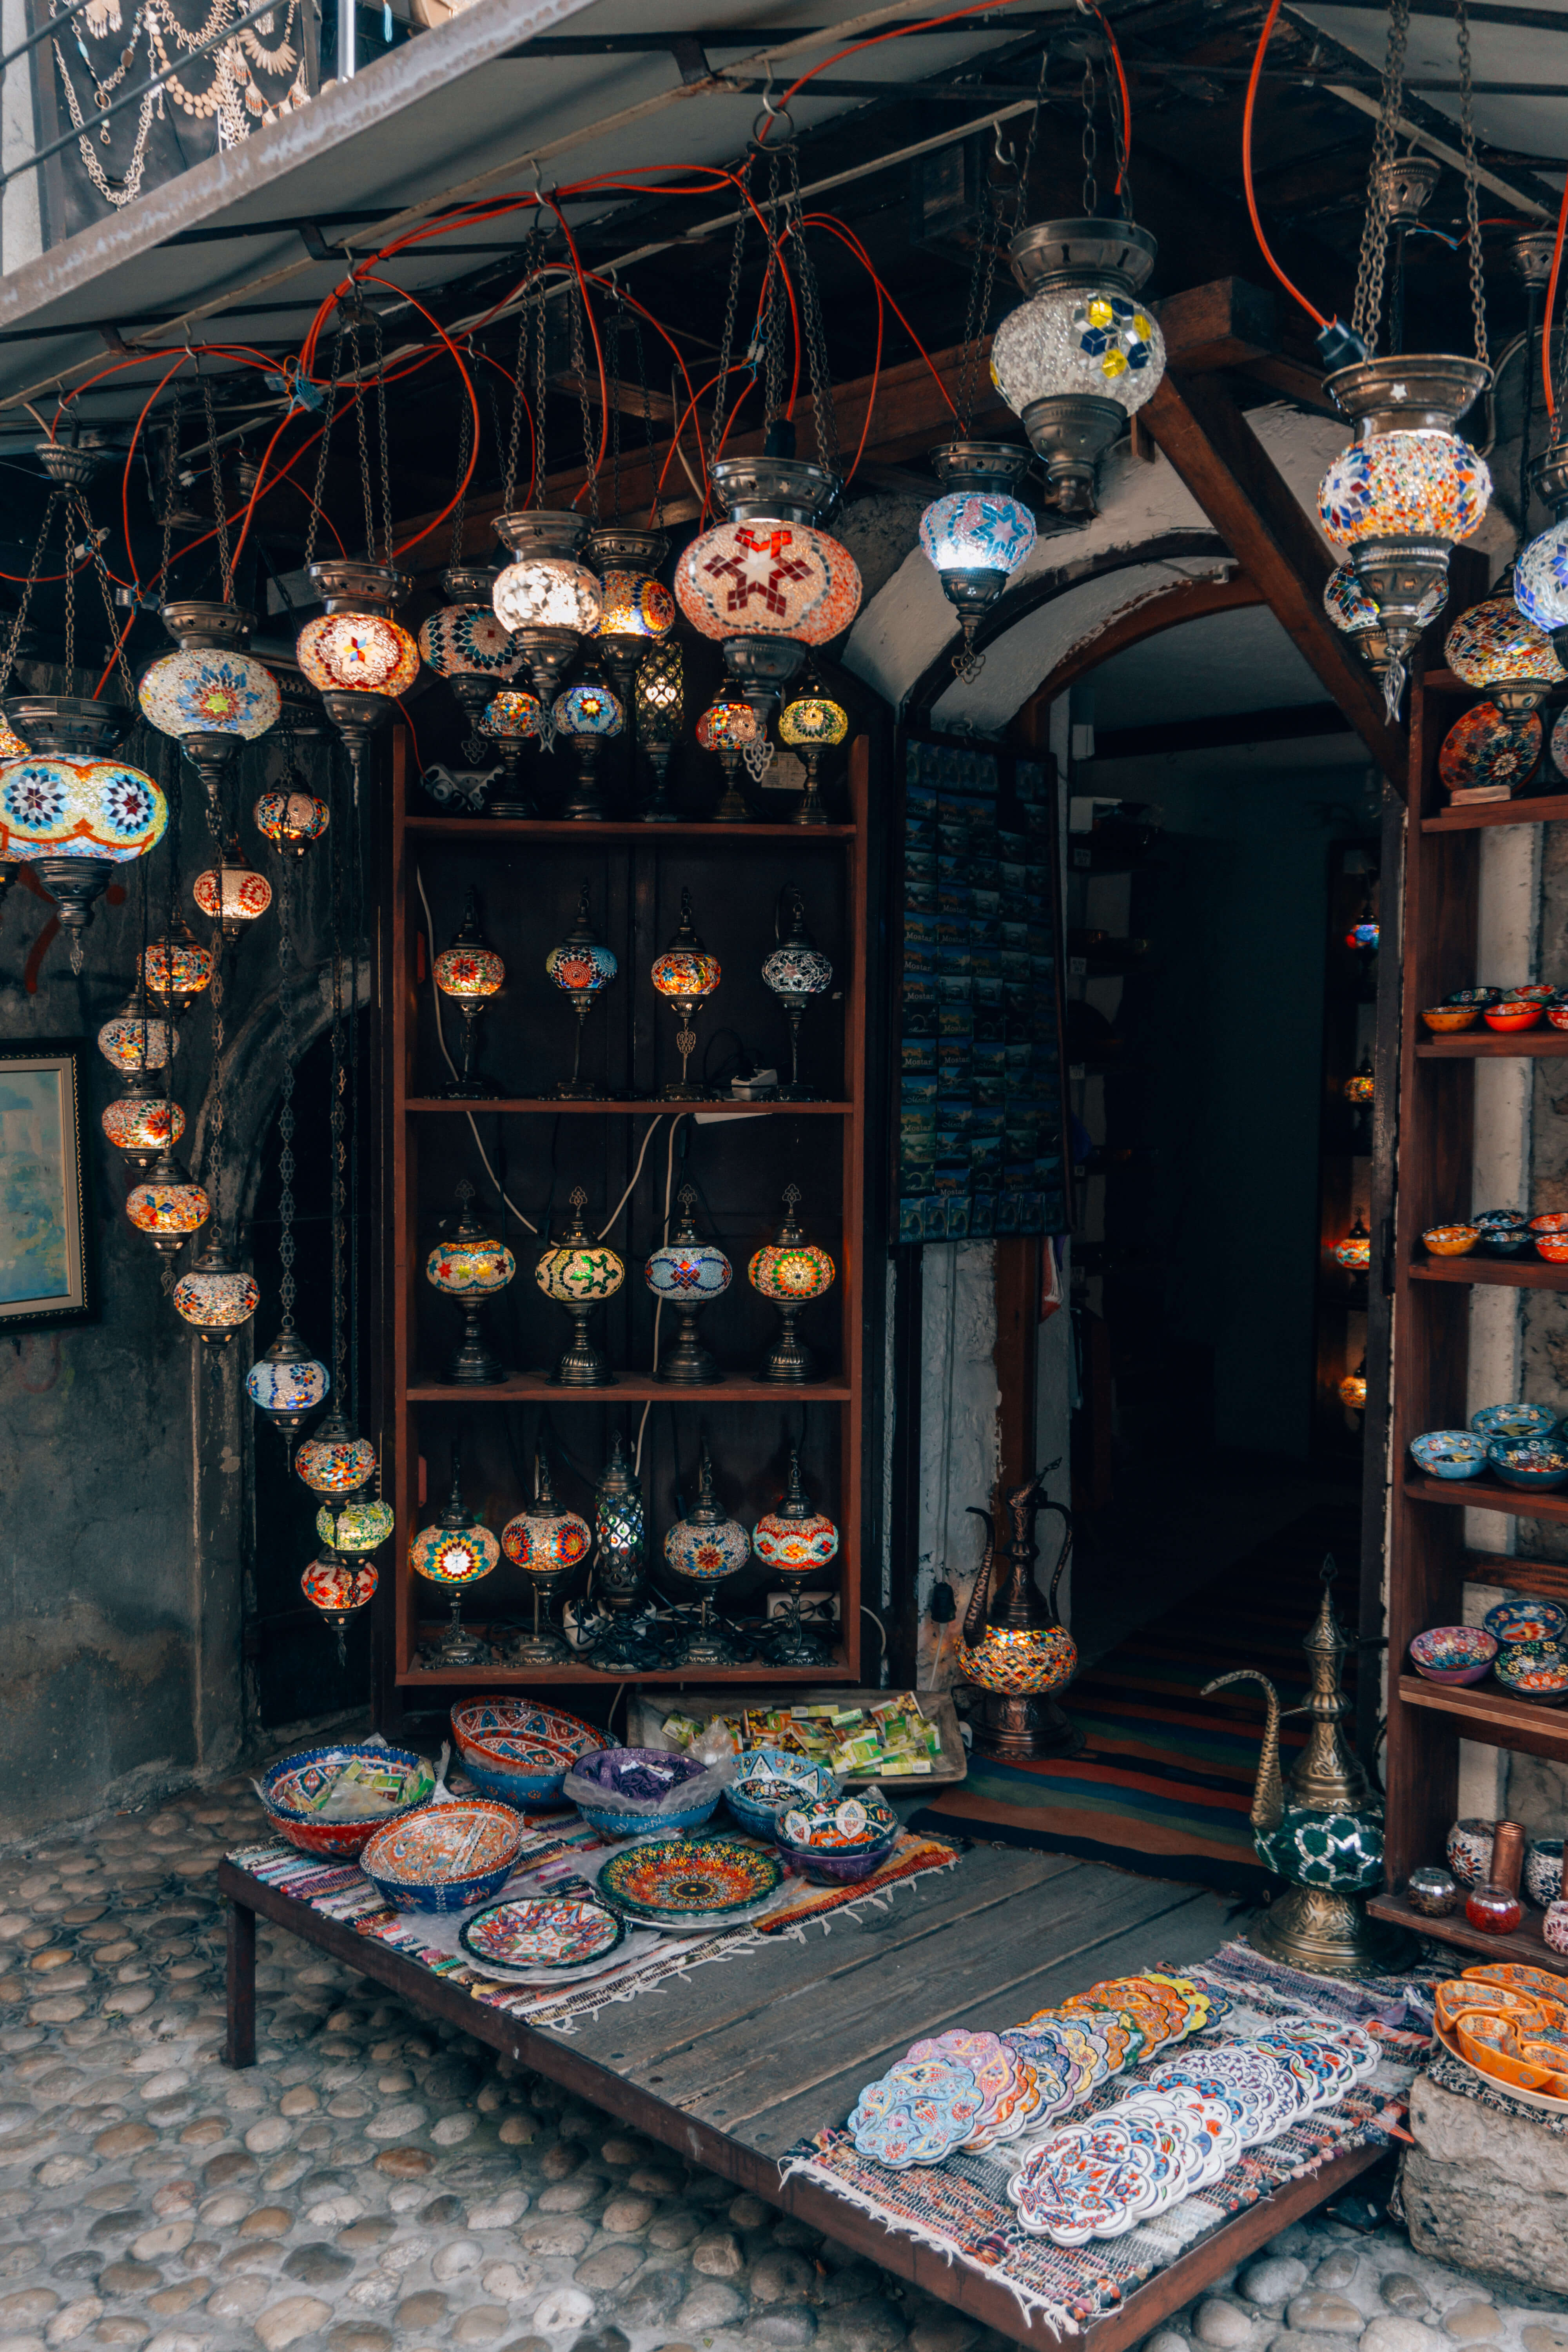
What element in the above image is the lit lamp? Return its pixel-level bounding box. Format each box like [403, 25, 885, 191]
[551, 674, 624, 822]
[317, 1496, 395, 1557]
[126, 1147, 210, 1258]
[919, 442, 1036, 676]
[246, 1329, 330, 1455]
[296, 560, 420, 766]
[962, 1475, 1078, 1758]
[535, 1188, 624, 1386]
[696, 695, 762, 820]
[650, 886, 720, 1098]
[296, 1409, 377, 1497]
[646, 1181, 731, 1383]
[142, 913, 213, 1019]
[137, 600, 279, 805]
[480, 688, 544, 819]
[1334, 1216, 1372, 1269]
[0, 694, 167, 942]
[586, 526, 674, 706]
[424, 1178, 516, 1383]
[301, 1552, 378, 1668]
[1514, 440, 1568, 658]
[432, 890, 505, 1099]
[193, 841, 272, 940]
[410, 1448, 501, 1669]
[491, 511, 601, 721]
[1445, 592, 1565, 717]
[101, 1086, 183, 1171]
[762, 890, 833, 1100]
[778, 685, 847, 826]
[1345, 1054, 1374, 1151]
[634, 640, 684, 824]
[544, 884, 618, 1099]
[254, 787, 329, 859]
[172, 1230, 261, 1346]
[418, 566, 524, 759]
[664, 1437, 753, 1666]
[748, 1184, 835, 1383]
[1340, 1354, 1369, 1412]
[989, 220, 1166, 516]
[1324, 561, 1445, 689]
[754, 1442, 839, 1666]
[581, 1430, 663, 1672]
[502, 1452, 592, 1666]
[98, 995, 178, 1080]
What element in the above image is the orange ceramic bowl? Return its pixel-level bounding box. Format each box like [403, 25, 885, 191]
[1531, 1213, 1568, 1234]
[1486, 1000, 1543, 1031]
[1537, 1236, 1568, 1263]
[1424, 1225, 1479, 1257]
[1423, 1005, 1479, 1033]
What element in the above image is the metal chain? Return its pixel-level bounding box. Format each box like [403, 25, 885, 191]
[371, 303, 393, 565]
[1454, 0, 1488, 367]
[328, 746, 347, 1404]
[83, 489, 136, 698]
[344, 303, 377, 561]
[347, 742, 361, 1427]
[200, 373, 233, 600]
[275, 829, 296, 1329]
[957, 169, 1001, 435]
[630, 294, 661, 527]
[501, 290, 529, 511]
[159, 397, 180, 590]
[201, 758, 226, 1217]
[570, 275, 600, 526]
[0, 490, 60, 697]
[1519, 286, 1538, 539]
[449, 378, 472, 567]
[608, 278, 624, 523]
[1013, 40, 1051, 227]
[763, 150, 788, 432]
[710, 212, 748, 468]
[1352, 0, 1412, 354]
[787, 142, 839, 475]
[303, 329, 343, 568]
[1080, 50, 1098, 218]
[532, 259, 549, 504]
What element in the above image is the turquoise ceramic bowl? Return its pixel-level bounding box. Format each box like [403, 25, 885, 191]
[1409, 1430, 1488, 1481]
[723, 1748, 840, 1838]
[1486, 1439, 1568, 1491]
[1472, 1402, 1560, 1443]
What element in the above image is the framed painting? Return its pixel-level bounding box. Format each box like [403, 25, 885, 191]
[0, 1038, 94, 1331]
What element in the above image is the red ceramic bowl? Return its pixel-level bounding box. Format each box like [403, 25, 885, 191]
[1486, 1000, 1543, 1031]
[1539, 1236, 1568, 1263]
[1517, 984, 1557, 1003]
[1530, 1213, 1568, 1234]
[1548, 1005, 1568, 1032]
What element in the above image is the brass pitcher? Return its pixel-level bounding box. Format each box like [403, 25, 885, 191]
[1203, 1557, 1417, 1976]
[960, 1470, 1081, 1759]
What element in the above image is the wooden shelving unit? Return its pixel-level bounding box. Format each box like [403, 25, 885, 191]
[381, 728, 876, 1706]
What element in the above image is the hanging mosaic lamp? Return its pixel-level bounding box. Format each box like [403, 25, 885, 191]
[544, 883, 618, 1099]
[664, 1437, 752, 1667]
[762, 889, 834, 1100]
[748, 1183, 835, 1383]
[424, 1178, 516, 1383]
[587, 526, 674, 706]
[301, 1552, 378, 1665]
[0, 693, 167, 938]
[1445, 592, 1564, 717]
[125, 1146, 210, 1258]
[675, 456, 862, 735]
[989, 221, 1165, 515]
[296, 1407, 378, 1496]
[246, 1326, 330, 1450]
[318, 1495, 396, 1555]
[1334, 1215, 1372, 1271]
[296, 560, 419, 760]
[778, 685, 848, 827]
[142, 911, 214, 1019]
[633, 639, 684, 823]
[1345, 1057, 1375, 1106]
[432, 889, 505, 1098]
[535, 1185, 624, 1386]
[98, 992, 179, 1078]
[754, 1441, 840, 1667]
[137, 601, 279, 805]
[919, 442, 1036, 676]
[650, 886, 721, 1098]
[254, 786, 329, 859]
[410, 1447, 501, 1670]
[480, 687, 544, 820]
[419, 565, 524, 760]
[1339, 1354, 1369, 1412]
[646, 1181, 731, 1384]
[695, 695, 763, 818]
[101, 1080, 184, 1170]
[502, 1451, 593, 1667]
[551, 672, 624, 823]
[581, 1429, 662, 1673]
[172, 1227, 261, 1346]
[492, 511, 601, 718]
[1321, 562, 1443, 688]
[1514, 441, 1568, 655]
[193, 838, 272, 939]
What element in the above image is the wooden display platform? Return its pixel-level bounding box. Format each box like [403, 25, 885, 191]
[220, 1848, 1382, 2352]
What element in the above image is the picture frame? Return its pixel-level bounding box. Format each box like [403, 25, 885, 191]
[0, 1037, 94, 1331]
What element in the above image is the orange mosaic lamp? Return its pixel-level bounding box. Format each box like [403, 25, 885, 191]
[749, 1184, 836, 1383]
[432, 889, 505, 1098]
[650, 886, 720, 1099]
[410, 1448, 501, 1670]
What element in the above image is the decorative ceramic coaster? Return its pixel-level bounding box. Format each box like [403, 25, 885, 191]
[459, 1893, 624, 1974]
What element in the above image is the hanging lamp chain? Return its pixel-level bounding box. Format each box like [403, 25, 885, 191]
[449, 376, 472, 568]
[570, 272, 600, 526]
[276, 833, 297, 1330]
[710, 210, 747, 471]
[630, 291, 661, 528]
[786, 141, 840, 476]
[158, 394, 180, 592]
[1080, 48, 1098, 218]
[371, 303, 394, 566]
[82, 483, 137, 699]
[1454, 0, 1488, 368]
[608, 277, 624, 524]
[533, 254, 550, 506]
[501, 253, 531, 512]
[302, 327, 343, 570]
[200, 372, 234, 602]
[201, 753, 227, 1221]
[956, 163, 1001, 436]
[327, 748, 347, 1401]
[1351, 0, 1412, 356]
[763, 149, 788, 436]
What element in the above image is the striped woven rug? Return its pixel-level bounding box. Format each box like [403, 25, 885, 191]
[909, 1509, 1362, 1894]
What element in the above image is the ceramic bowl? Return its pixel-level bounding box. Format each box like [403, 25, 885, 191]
[1531, 1214, 1568, 1237]
[1517, 984, 1557, 1003]
[1476, 1210, 1529, 1231]
[568, 1746, 719, 1838]
[1527, 1838, 1566, 1909]
[1494, 1651, 1568, 1704]
[773, 1795, 900, 1884]
[1408, 1625, 1499, 1685]
[723, 1747, 840, 1838]
[360, 1799, 525, 1913]
[1478, 1223, 1534, 1259]
[1422, 1005, 1480, 1033]
[1409, 1430, 1488, 1480]
[260, 1742, 434, 1859]
[1486, 1439, 1568, 1491]
[450, 1698, 603, 1808]
[1486, 1000, 1543, 1031]
[1537, 1236, 1568, 1263]
[1445, 989, 1503, 1007]
[1447, 1817, 1496, 1886]
[1472, 1402, 1560, 1443]
[1424, 1225, 1479, 1258]
[1406, 1865, 1461, 1917]
[1546, 1900, 1568, 1957]
[1483, 1599, 1568, 1647]
[1548, 1006, 1568, 1033]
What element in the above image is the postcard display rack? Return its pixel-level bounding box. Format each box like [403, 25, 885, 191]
[1369, 656, 1568, 1967]
[384, 726, 875, 1700]
[893, 730, 1071, 1243]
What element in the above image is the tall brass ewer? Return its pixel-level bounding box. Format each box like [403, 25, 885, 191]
[1204, 1558, 1418, 1976]
[961, 1472, 1081, 1759]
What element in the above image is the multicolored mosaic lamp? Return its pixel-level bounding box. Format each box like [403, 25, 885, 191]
[247, 1328, 330, 1452]
[418, 566, 524, 759]
[695, 694, 763, 819]
[316, 1495, 396, 1557]
[172, 1229, 261, 1346]
[634, 639, 684, 824]
[754, 1442, 840, 1667]
[778, 683, 848, 826]
[254, 787, 329, 859]
[0, 695, 168, 941]
[126, 1147, 210, 1258]
[193, 841, 272, 940]
[432, 890, 505, 1099]
[535, 1187, 624, 1386]
[142, 912, 213, 1019]
[646, 1182, 731, 1384]
[296, 1408, 378, 1497]
[1339, 1354, 1369, 1412]
[410, 1448, 501, 1669]
[1446, 591, 1566, 717]
[425, 1179, 515, 1383]
[665, 1437, 753, 1666]
[544, 884, 618, 1099]
[749, 1185, 836, 1383]
[502, 1452, 592, 1666]
[580, 1430, 663, 1672]
[762, 890, 834, 1101]
[480, 687, 545, 820]
[492, 511, 601, 717]
[1334, 1216, 1372, 1287]
[919, 442, 1036, 677]
[98, 994, 179, 1078]
[1515, 441, 1568, 656]
[301, 1551, 379, 1666]
[989, 221, 1165, 515]
[137, 601, 279, 803]
[296, 560, 419, 764]
[551, 673, 623, 822]
[1344, 1054, 1375, 1149]
[587, 526, 673, 706]
[101, 1083, 183, 1171]
[651, 886, 721, 1099]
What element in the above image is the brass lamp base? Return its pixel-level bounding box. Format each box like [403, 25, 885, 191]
[968, 1687, 1082, 1760]
[1243, 1881, 1421, 1978]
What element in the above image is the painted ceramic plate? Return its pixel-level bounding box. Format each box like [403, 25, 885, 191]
[1436, 2013, 1568, 2112]
[1438, 702, 1543, 798]
[459, 1893, 625, 1974]
[1483, 1599, 1568, 1647]
[597, 1835, 783, 1922]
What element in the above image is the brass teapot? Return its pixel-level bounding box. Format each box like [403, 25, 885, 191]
[961, 1468, 1080, 1759]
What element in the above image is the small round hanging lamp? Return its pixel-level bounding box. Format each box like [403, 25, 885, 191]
[102, 1084, 184, 1169]
[1446, 591, 1566, 716]
[492, 511, 601, 715]
[172, 1229, 261, 1345]
[142, 911, 214, 1018]
[126, 1148, 210, 1257]
[419, 565, 524, 759]
[193, 840, 272, 938]
[301, 1552, 379, 1664]
[296, 1408, 378, 1496]
[247, 1328, 330, 1449]
[137, 601, 279, 804]
[98, 995, 179, 1077]
[254, 786, 330, 858]
[919, 443, 1036, 675]
[317, 1496, 396, 1555]
[586, 526, 674, 705]
[0, 695, 167, 939]
[296, 560, 419, 764]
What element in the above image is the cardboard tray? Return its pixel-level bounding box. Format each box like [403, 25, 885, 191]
[628, 1684, 968, 1788]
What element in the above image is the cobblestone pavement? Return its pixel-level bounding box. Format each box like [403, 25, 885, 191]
[3, 1784, 1568, 2352]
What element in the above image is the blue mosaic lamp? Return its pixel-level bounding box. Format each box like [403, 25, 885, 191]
[920, 443, 1036, 678]
[137, 601, 279, 804]
[646, 1182, 731, 1384]
[762, 889, 834, 1100]
[665, 1437, 752, 1666]
[1516, 442, 1568, 665]
[544, 884, 619, 1100]
[551, 673, 624, 822]
[410, 1446, 501, 1669]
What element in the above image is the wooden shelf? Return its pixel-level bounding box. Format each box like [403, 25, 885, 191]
[405, 1098, 853, 1116]
[1397, 1673, 1568, 1762]
[407, 1374, 853, 1402]
[1412, 1257, 1568, 1289]
[1416, 1033, 1568, 1056]
[1368, 1886, 1568, 1973]
[396, 1653, 852, 1689]
[1405, 1472, 1568, 1522]
[406, 816, 855, 842]
[1423, 793, 1568, 835]
[1465, 1550, 1568, 1601]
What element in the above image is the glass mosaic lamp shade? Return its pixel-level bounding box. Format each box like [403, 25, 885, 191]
[646, 1181, 731, 1384]
[551, 674, 624, 823]
[432, 889, 505, 1099]
[102, 1087, 184, 1169]
[1334, 1215, 1372, 1272]
[138, 599, 279, 797]
[535, 1187, 624, 1387]
[99, 996, 179, 1077]
[545, 884, 619, 1098]
[317, 1497, 396, 1555]
[961, 1480, 1077, 1758]
[919, 443, 1036, 675]
[651, 886, 721, 1099]
[1446, 592, 1566, 716]
[1514, 448, 1568, 649]
[480, 686, 545, 819]
[296, 1408, 378, 1497]
[193, 842, 272, 938]
[142, 913, 213, 1017]
[492, 511, 601, 713]
[695, 694, 763, 817]
[586, 526, 673, 711]
[1323, 562, 1444, 687]
[1339, 1355, 1369, 1411]
[754, 1442, 840, 1667]
[502, 1452, 592, 1666]
[778, 683, 848, 825]
[424, 1178, 515, 1383]
[634, 639, 684, 824]
[247, 1326, 330, 1451]
[664, 1438, 753, 1667]
[749, 1184, 836, 1383]
[126, 1147, 210, 1259]
[579, 1430, 662, 1672]
[254, 788, 329, 858]
[0, 695, 167, 939]
[410, 1448, 501, 1670]
[762, 890, 834, 1098]
[989, 221, 1164, 515]
[172, 1230, 260, 1347]
[419, 566, 523, 757]
[1344, 1060, 1375, 1105]
[301, 1552, 378, 1661]
[297, 563, 419, 704]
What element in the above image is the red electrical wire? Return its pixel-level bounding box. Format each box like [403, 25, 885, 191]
[1243, 0, 1327, 328]
[1091, 7, 1131, 194]
[1543, 172, 1568, 423]
[762, 0, 1034, 132]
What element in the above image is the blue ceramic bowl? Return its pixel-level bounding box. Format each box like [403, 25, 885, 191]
[1446, 990, 1503, 1007]
[260, 1742, 434, 1860]
[1408, 1625, 1499, 1686]
[1483, 1599, 1568, 1648]
[1486, 1439, 1568, 1490]
[449, 1698, 603, 1809]
[723, 1747, 840, 1839]
[773, 1796, 900, 1884]
[360, 1798, 525, 1914]
[1409, 1430, 1488, 1481]
[570, 1747, 719, 1839]
[1473, 1214, 1534, 1258]
[1472, 1402, 1560, 1443]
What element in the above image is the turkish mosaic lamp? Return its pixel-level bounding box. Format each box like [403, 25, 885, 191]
[754, 1442, 840, 1667]
[142, 913, 214, 1019]
[578, 1430, 664, 1673]
[193, 840, 272, 939]
[296, 1408, 378, 1497]
[138, 599, 279, 804]
[695, 693, 764, 817]
[586, 524, 674, 711]
[125, 1147, 210, 1258]
[101, 1085, 184, 1171]
[317, 1496, 395, 1556]
[762, 889, 834, 1099]
[778, 683, 848, 824]
[501, 1451, 592, 1666]
[544, 884, 619, 1100]
[534, 1187, 624, 1386]
[646, 1181, 731, 1384]
[0, 694, 167, 943]
[748, 1184, 836, 1382]
[664, 1437, 754, 1666]
[650, 886, 721, 1099]
[424, 1178, 516, 1384]
[172, 1230, 261, 1347]
[1445, 591, 1566, 717]
[480, 687, 544, 820]
[633, 639, 684, 824]
[550, 673, 624, 822]
[432, 889, 505, 1099]
[98, 995, 179, 1078]
[419, 565, 524, 758]
[247, 1327, 330, 1455]
[409, 1447, 501, 1670]
[491, 510, 601, 714]
[919, 441, 1036, 677]
[296, 561, 420, 757]
[254, 786, 329, 859]
[301, 1552, 379, 1665]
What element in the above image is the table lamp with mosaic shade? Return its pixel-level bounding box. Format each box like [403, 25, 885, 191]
[410, 1447, 501, 1668]
[962, 1471, 1078, 1758]
[545, 886, 619, 1100]
[778, 681, 848, 827]
[748, 1185, 836, 1383]
[425, 1179, 516, 1383]
[634, 641, 684, 823]
[754, 1441, 840, 1666]
[646, 1181, 731, 1383]
[535, 1188, 624, 1385]
[651, 887, 721, 1099]
[579, 1430, 666, 1673]
[480, 688, 545, 818]
[665, 1437, 754, 1666]
[433, 891, 505, 1099]
[552, 672, 624, 822]
[762, 889, 834, 1101]
[696, 694, 762, 822]
[502, 1453, 593, 1666]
